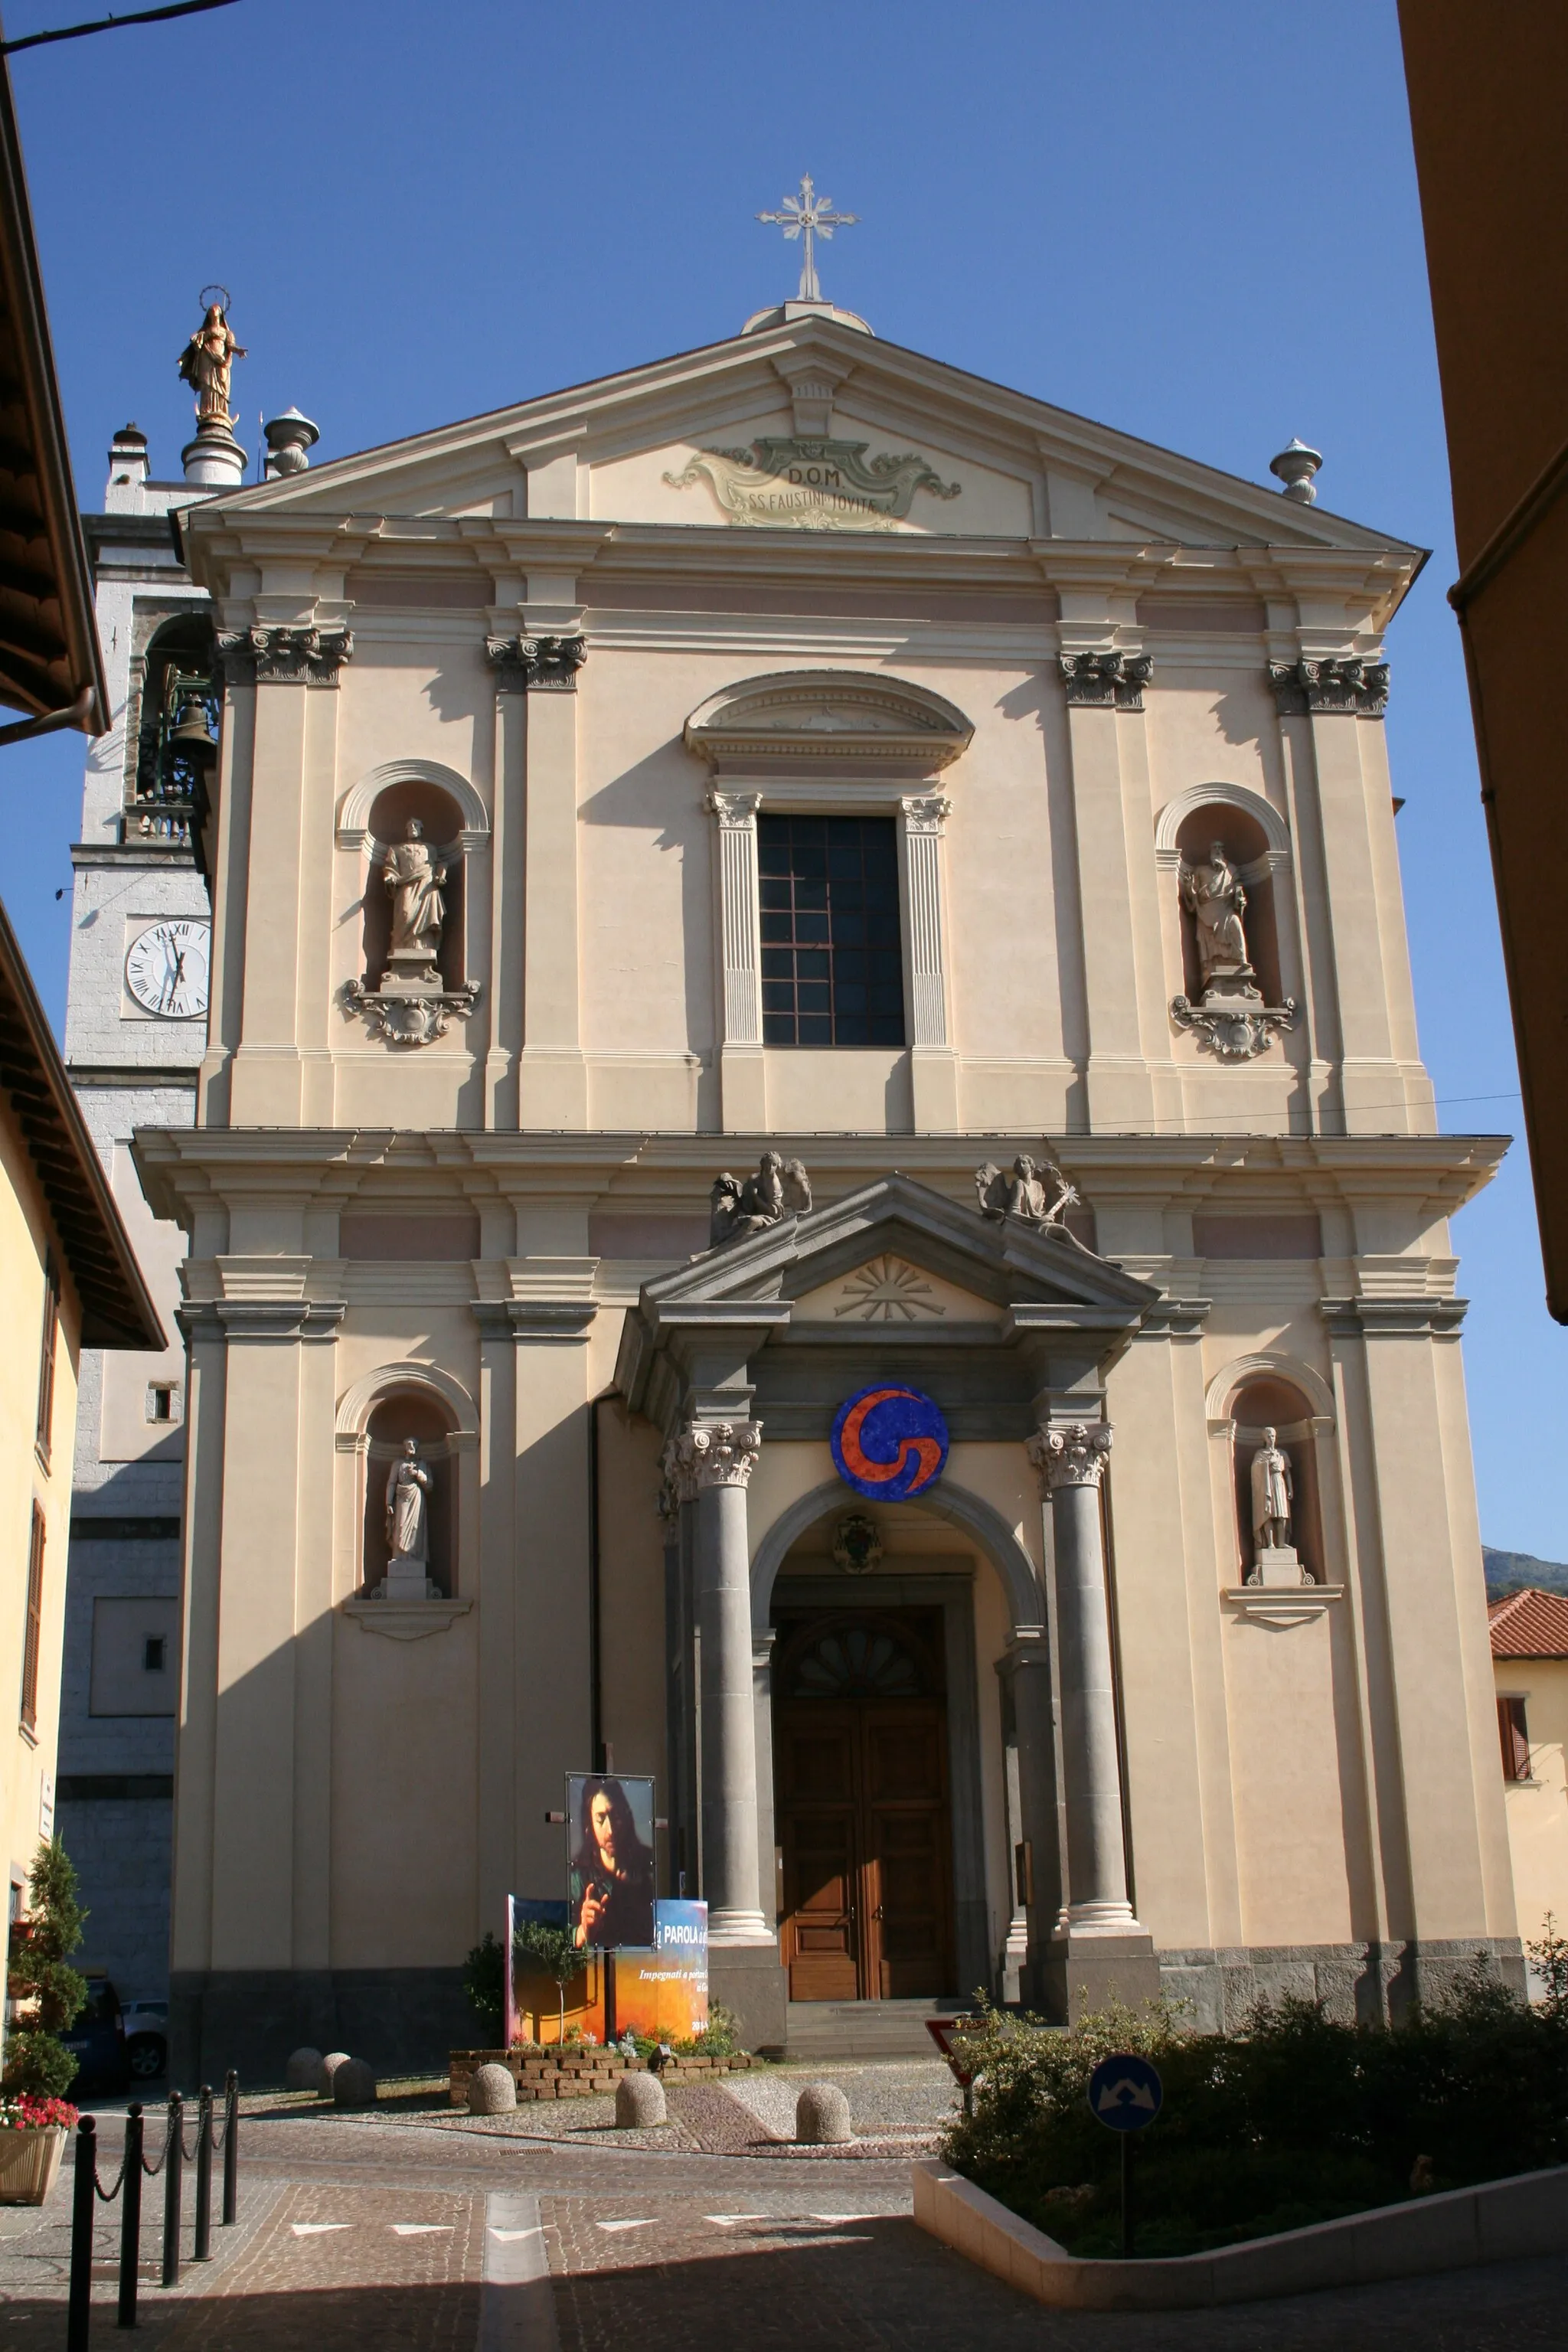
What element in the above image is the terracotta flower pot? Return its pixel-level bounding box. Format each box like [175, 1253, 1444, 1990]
[0, 2125, 66, 2204]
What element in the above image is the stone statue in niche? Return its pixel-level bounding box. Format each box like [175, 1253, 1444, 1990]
[1170, 835, 1297, 1062]
[342, 817, 481, 1048]
[709, 1150, 812, 1247]
[1181, 841, 1253, 988]
[384, 819, 446, 973]
[382, 1439, 438, 1602]
[975, 1150, 1079, 1230]
[1246, 1427, 1308, 1588]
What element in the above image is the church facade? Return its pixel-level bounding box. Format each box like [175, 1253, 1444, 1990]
[125, 298, 1517, 2073]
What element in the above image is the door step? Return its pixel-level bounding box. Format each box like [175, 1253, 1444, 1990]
[785, 1997, 964, 2060]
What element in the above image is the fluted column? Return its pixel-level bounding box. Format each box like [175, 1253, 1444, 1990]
[663, 1418, 768, 1941]
[1027, 1422, 1138, 1931]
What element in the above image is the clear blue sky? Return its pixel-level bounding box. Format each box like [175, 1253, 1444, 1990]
[4, 0, 1560, 1558]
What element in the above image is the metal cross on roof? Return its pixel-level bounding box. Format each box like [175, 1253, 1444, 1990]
[756, 175, 858, 305]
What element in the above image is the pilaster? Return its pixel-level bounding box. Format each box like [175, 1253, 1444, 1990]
[488, 633, 590, 1129]
[707, 790, 767, 1133]
[900, 794, 959, 1130]
[1058, 648, 1158, 1126]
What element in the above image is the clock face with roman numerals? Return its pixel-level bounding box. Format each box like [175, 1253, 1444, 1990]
[125, 920, 211, 1020]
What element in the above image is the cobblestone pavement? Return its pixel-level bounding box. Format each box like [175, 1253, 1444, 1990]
[0, 2099, 1564, 2347]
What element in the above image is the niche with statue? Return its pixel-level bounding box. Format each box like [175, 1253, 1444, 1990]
[363, 1393, 456, 1600]
[1169, 802, 1295, 1061]
[344, 778, 481, 1047]
[1229, 1376, 1325, 1589]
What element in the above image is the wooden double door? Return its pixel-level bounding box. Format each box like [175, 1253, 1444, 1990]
[774, 1609, 956, 2001]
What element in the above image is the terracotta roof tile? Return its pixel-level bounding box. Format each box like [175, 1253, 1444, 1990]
[1488, 1586, 1568, 1658]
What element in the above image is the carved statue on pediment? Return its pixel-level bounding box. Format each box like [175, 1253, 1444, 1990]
[975, 1151, 1078, 1230]
[710, 1150, 812, 1247]
[1181, 841, 1253, 988]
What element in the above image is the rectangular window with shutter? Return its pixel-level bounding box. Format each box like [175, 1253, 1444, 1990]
[20, 1506, 44, 1735]
[34, 1255, 58, 1466]
[1498, 1693, 1532, 1782]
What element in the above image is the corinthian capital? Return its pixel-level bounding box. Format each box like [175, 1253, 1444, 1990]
[661, 1418, 763, 1501]
[1027, 1420, 1112, 1494]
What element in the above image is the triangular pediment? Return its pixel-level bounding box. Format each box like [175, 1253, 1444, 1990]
[614, 1172, 1161, 1424]
[184, 315, 1414, 560]
[687, 1172, 1152, 1305]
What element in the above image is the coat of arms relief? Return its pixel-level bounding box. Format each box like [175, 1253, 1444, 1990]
[664, 436, 962, 530]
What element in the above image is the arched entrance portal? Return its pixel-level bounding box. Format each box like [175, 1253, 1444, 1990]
[773, 1603, 954, 2000]
[751, 1475, 1043, 2004]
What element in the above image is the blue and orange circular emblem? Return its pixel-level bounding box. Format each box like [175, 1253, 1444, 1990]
[831, 1385, 949, 1501]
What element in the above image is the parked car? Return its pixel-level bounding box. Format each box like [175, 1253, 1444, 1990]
[60, 1973, 125, 2088]
[120, 2000, 168, 2082]
[59, 1981, 168, 2089]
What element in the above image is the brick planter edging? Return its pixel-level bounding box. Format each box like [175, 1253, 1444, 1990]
[448, 2048, 757, 2108]
[911, 2156, 1568, 2311]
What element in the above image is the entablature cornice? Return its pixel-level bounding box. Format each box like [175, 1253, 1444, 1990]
[179, 500, 1419, 635]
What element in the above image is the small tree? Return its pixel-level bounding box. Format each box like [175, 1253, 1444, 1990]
[462, 1932, 505, 2043]
[4, 1840, 87, 2098]
[512, 1920, 579, 2047]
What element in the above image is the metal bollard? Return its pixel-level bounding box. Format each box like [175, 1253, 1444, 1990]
[67, 2115, 96, 2352]
[118, 2103, 144, 2329]
[194, 2098, 214, 2258]
[221, 2070, 238, 2227]
[161, 2090, 183, 2289]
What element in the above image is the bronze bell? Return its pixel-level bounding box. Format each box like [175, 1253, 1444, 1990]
[168, 695, 217, 760]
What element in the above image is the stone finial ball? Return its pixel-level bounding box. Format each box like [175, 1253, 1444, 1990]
[795, 2082, 852, 2145]
[317, 2051, 351, 2096]
[615, 2071, 667, 2128]
[332, 2057, 377, 2109]
[468, 2062, 518, 2114]
[285, 2047, 323, 2092]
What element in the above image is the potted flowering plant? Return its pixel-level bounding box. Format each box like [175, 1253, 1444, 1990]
[0, 2094, 77, 2204]
[2, 1839, 87, 2203]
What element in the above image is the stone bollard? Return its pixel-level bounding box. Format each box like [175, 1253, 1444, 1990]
[286, 2047, 324, 2092]
[615, 2072, 667, 2128]
[795, 2082, 852, 2145]
[333, 2057, 377, 2109]
[468, 2062, 518, 2114]
[318, 2051, 351, 2097]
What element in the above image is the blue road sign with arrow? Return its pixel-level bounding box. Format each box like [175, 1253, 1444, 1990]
[1087, 2052, 1163, 2132]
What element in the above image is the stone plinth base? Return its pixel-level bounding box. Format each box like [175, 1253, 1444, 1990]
[1157, 1936, 1527, 2033]
[1038, 1931, 1160, 2024]
[708, 1943, 788, 2054]
[1253, 1546, 1307, 1588]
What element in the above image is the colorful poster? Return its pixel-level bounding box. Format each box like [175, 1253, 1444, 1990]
[508, 1895, 606, 2048]
[566, 1774, 657, 1951]
[611, 1902, 709, 2044]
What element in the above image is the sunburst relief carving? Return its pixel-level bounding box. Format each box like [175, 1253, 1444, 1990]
[833, 1256, 945, 1322]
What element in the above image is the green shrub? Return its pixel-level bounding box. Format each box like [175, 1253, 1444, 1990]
[462, 1932, 505, 2042]
[674, 2001, 743, 2058]
[3, 1841, 87, 2099]
[942, 1965, 1568, 2257]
